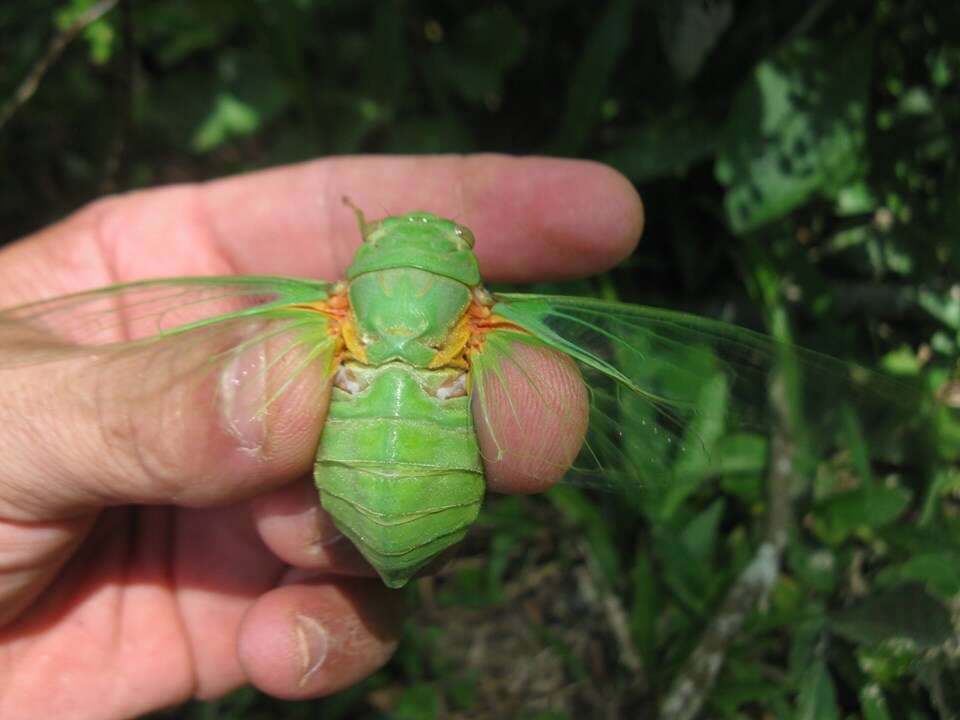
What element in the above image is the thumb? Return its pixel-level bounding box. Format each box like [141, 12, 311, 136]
[0, 317, 330, 521]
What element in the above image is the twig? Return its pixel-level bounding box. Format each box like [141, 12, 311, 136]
[100, 0, 135, 194]
[0, 0, 121, 132]
[660, 373, 796, 720]
[659, 542, 782, 720]
[785, 0, 835, 41]
[574, 556, 644, 680]
[764, 396, 794, 555]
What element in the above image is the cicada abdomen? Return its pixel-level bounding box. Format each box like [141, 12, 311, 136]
[313, 211, 487, 587]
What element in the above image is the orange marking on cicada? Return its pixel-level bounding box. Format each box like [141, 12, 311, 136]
[289, 287, 368, 364]
[430, 294, 527, 369]
[466, 313, 525, 353]
[468, 302, 491, 320]
[428, 313, 472, 369]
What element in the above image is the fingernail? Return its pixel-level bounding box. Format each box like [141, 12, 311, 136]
[220, 344, 267, 453]
[295, 613, 329, 687]
[309, 508, 345, 554]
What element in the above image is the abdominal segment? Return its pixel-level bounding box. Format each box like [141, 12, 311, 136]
[313, 362, 484, 588]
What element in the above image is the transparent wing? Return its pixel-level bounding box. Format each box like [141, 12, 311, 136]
[0, 275, 340, 423]
[474, 292, 918, 506]
[0, 275, 335, 353]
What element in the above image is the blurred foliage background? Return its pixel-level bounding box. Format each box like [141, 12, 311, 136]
[3, 0, 960, 718]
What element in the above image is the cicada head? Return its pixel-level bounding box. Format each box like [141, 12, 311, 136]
[345, 207, 480, 286]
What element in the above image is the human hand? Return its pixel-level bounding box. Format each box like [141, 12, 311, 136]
[0, 155, 643, 718]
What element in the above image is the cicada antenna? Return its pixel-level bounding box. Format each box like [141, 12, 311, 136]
[341, 196, 371, 239]
[376, 199, 394, 218]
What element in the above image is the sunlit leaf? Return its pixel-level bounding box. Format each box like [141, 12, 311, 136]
[716, 37, 870, 234]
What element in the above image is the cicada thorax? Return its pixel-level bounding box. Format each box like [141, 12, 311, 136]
[312, 211, 508, 588]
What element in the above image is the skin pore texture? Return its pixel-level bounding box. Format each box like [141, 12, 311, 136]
[0, 155, 643, 718]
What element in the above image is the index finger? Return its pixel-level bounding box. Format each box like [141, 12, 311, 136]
[205, 154, 644, 282]
[0, 155, 643, 306]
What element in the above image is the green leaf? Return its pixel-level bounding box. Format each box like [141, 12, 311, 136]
[428, 8, 525, 107]
[362, 2, 409, 108]
[658, 0, 733, 82]
[831, 583, 953, 650]
[859, 683, 893, 720]
[708, 654, 786, 713]
[918, 286, 960, 330]
[54, 0, 116, 64]
[812, 484, 912, 544]
[384, 116, 475, 154]
[656, 371, 730, 520]
[920, 469, 960, 524]
[601, 113, 721, 181]
[880, 345, 923, 376]
[787, 543, 838, 595]
[796, 659, 840, 720]
[192, 93, 259, 152]
[138, 1, 238, 66]
[83, 17, 115, 65]
[550, 0, 636, 154]
[716, 37, 870, 234]
[392, 683, 440, 720]
[715, 432, 768, 476]
[447, 672, 479, 710]
[935, 407, 960, 464]
[629, 549, 659, 672]
[681, 498, 725, 561]
[787, 616, 829, 689]
[548, 485, 621, 583]
[840, 402, 873, 485]
[855, 643, 921, 685]
[834, 180, 878, 215]
[437, 529, 516, 608]
[654, 523, 719, 616]
[875, 552, 960, 598]
[189, 49, 291, 153]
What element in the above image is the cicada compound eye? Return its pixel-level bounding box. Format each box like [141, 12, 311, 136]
[453, 224, 475, 248]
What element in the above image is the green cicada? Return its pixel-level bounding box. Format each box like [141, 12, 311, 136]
[0, 205, 904, 588]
